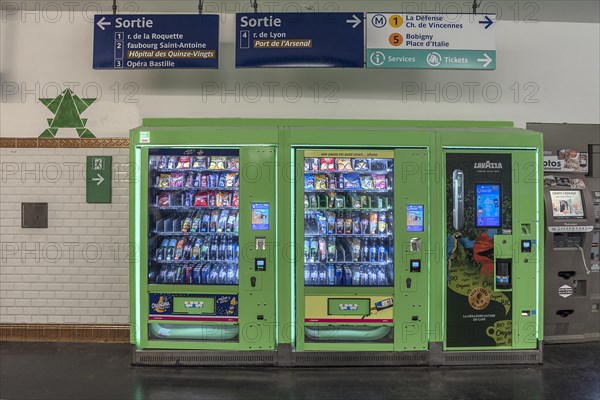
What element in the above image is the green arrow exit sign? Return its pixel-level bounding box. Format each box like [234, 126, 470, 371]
[86, 156, 112, 203]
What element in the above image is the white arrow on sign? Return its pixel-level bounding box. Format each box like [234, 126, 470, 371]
[96, 17, 111, 31]
[477, 53, 493, 68]
[346, 14, 362, 29]
[92, 174, 105, 186]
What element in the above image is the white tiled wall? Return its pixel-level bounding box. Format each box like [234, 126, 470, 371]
[0, 148, 130, 324]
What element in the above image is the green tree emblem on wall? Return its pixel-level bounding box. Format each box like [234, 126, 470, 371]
[39, 88, 96, 138]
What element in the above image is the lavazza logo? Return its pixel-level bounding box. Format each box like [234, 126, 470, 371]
[474, 161, 503, 169]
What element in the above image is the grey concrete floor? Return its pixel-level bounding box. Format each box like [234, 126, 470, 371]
[1, 341, 599, 400]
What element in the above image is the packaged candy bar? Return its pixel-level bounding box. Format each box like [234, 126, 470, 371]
[177, 156, 191, 169]
[326, 212, 336, 234]
[232, 192, 239, 207]
[201, 212, 210, 232]
[217, 210, 229, 233]
[360, 175, 374, 190]
[192, 156, 208, 169]
[352, 158, 370, 171]
[227, 157, 240, 170]
[335, 195, 345, 208]
[194, 192, 208, 207]
[158, 174, 170, 188]
[370, 160, 388, 171]
[182, 216, 192, 233]
[185, 173, 193, 188]
[169, 173, 184, 188]
[336, 158, 353, 171]
[304, 175, 315, 190]
[373, 174, 387, 189]
[320, 158, 335, 171]
[209, 210, 220, 232]
[200, 174, 208, 188]
[343, 173, 361, 189]
[218, 173, 227, 188]
[216, 191, 232, 207]
[157, 156, 168, 170]
[209, 156, 226, 170]
[158, 193, 171, 207]
[225, 172, 237, 188]
[167, 156, 178, 170]
[369, 213, 378, 235]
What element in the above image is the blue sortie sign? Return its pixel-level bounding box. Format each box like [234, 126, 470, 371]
[93, 14, 219, 69]
[236, 13, 365, 68]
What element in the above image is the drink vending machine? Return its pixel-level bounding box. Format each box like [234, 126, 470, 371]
[130, 119, 545, 366]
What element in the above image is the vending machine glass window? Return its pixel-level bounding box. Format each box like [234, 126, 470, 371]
[147, 150, 240, 286]
[303, 155, 394, 287]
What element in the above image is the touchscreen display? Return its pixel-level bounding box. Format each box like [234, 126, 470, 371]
[550, 190, 585, 219]
[476, 184, 501, 227]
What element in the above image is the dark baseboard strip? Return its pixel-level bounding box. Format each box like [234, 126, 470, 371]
[0, 324, 130, 343]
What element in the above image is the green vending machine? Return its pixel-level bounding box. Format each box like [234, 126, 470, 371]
[129, 125, 280, 366]
[435, 132, 544, 365]
[287, 126, 433, 366]
[129, 119, 544, 366]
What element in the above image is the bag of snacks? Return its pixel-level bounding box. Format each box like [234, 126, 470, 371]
[336, 158, 352, 171]
[177, 156, 191, 169]
[360, 175, 374, 190]
[320, 158, 335, 171]
[209, 156, 226, 170]
[373, 174, 387, 189]
[314, 174, 328, 190]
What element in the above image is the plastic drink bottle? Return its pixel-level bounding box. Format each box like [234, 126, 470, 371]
[327, 265, 335, 285]
[335, 266, 343, 285]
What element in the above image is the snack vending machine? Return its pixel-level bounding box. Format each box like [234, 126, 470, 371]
[130, 127, 279, 365]
[294, 147, 429, 358]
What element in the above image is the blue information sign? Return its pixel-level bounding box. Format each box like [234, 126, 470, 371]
[93, 14, 219, 69]
[236, 13, 365, 68]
